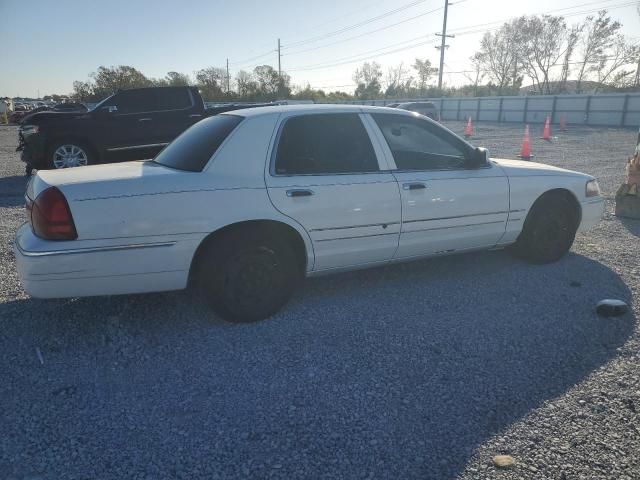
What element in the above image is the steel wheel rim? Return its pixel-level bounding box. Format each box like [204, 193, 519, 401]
[53, 144, 88, 168]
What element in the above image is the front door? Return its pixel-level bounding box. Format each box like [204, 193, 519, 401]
[368, 113, 509, 259]
[265, 112, 401, 271]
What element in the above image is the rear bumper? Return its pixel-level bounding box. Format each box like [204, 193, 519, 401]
[19, 135, 47, 169]
[578, 197, 605, 232]
[14, 223, 194, 299]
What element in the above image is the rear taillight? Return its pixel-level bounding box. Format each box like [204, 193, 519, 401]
[29, 187, 77, 240]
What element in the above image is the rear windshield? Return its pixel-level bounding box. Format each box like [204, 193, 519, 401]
[152, 114, 243, 171]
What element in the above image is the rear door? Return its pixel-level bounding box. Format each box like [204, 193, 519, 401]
[369, 113, 509, 259]
[265, 112, 401, 271]
[150, 88, 203, 144]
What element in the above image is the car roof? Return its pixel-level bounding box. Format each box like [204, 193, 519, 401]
[226, 103, 415, 118]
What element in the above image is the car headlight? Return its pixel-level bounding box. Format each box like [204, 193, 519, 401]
[20, 125, 39, 137]
[586, 179, 600, 197]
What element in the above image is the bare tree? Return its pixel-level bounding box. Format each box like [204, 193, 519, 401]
[559, 24, 583, 92]
[516, 15, 569, 94]
[235, 70, 256, 98]
[463, 52, 486, 96]
[476, 23, 519, 94]
[575, 11, 621, 92]
[595, 35, 640, 89]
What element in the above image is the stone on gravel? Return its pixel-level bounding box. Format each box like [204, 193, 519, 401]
[493, 455, 516, 468]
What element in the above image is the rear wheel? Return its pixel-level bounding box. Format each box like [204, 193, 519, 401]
[510, 191, 579, 264]
[49, 141, 93, 169]
[196, 230, 301, 322]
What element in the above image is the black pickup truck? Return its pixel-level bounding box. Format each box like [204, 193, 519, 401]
[17, 86, 270, 174]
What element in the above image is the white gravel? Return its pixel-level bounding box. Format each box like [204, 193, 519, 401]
[0, 122, 638, 479]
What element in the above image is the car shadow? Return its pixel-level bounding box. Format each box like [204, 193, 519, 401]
[0, 175, 28, 207]
[619, 215, 640, 237]
[0, 250, 634, 479]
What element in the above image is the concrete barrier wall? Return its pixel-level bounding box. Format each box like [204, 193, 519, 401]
[330, 92, 640, 127]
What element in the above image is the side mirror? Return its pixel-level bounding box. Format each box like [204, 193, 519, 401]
[468, 147, 488, 168]
[96, 105, 117, 117]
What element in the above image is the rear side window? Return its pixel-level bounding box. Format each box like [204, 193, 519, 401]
[274, 113, 378, 175]
[152, 114, 243, 172]
[156, 88, 192, 110]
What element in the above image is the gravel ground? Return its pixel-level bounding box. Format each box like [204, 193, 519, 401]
[0, 122, 638, 480]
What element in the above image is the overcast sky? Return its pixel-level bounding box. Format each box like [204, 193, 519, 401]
[1, 0, 639, 98]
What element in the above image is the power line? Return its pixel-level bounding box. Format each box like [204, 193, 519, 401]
[449, 0, 637, 36]
[283, 5, 445, 57]
[289, 39, 434, 72]
[289, 37, 440, 72]
[229, 49, 276, 67]
[283, 0, 427, 49]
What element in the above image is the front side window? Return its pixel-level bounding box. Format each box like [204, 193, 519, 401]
[372, 113, 468, 171]
[152, 114, 243, 171]
[112, 90, 157, 114]
[274, 113, 378, 175]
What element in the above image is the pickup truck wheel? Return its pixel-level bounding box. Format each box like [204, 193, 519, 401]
[49, 141, 93, 169]
[510, 192, 578, 264]
[198, 231, 300, 322]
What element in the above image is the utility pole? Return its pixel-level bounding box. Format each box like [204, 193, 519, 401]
[226, 58, 230, 95]
[277, 38, 282, 78]
[277, 38, 282, 98]
[435, 0, 455, 89]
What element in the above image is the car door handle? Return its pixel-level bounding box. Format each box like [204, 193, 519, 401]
[286, 189, 314, 197]
[189, 114, 203, 118]
[138, 118, 152, 122]
[403, 182, 427, 190]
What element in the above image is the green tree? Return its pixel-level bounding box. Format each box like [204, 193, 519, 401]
[412, 58, 438, 93]
[90, 65, 152, 99]
[253, 65, 291, 99]
[195, 67, 226, 100]
[353, 62, 382, 99]
[165, 71, 191, 86]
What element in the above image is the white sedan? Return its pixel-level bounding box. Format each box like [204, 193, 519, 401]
[15, 105, 604, 321]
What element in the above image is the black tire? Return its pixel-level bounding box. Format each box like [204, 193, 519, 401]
[48, 140, 94, 169]
[510, 191, 579, 264]
[196, 229, 301, 322]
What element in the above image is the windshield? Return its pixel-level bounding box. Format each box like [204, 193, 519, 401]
[152, 114, 243, 171]
[89, 94, 115, 111]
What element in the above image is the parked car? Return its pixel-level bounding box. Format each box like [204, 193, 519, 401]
[17, 87, 210, 173]
[396, 101, 439, 120]
[17, 86, 272, 175]
[51, 102, 88, 112]
[14, 105, 604, 322]
[18, 105, 53, 124]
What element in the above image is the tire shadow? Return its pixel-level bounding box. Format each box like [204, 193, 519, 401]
[0, 250, 634, 479]
[0, 175, 28, 208]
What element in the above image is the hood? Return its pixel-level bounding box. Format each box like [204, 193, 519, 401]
[21, 110, 90, 124]
[491, 158, 590, 179]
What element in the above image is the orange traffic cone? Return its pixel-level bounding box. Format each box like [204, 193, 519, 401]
[559, 114, 567, 131]
[464, 117, 473, 137]
[518, 125, 532, 160]
[540, 116, 551, 141]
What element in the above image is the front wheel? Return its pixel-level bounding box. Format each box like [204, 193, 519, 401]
[49, 141, 93, 169]
[510, 192, 579, 264]
[196, 230, 301, 322]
